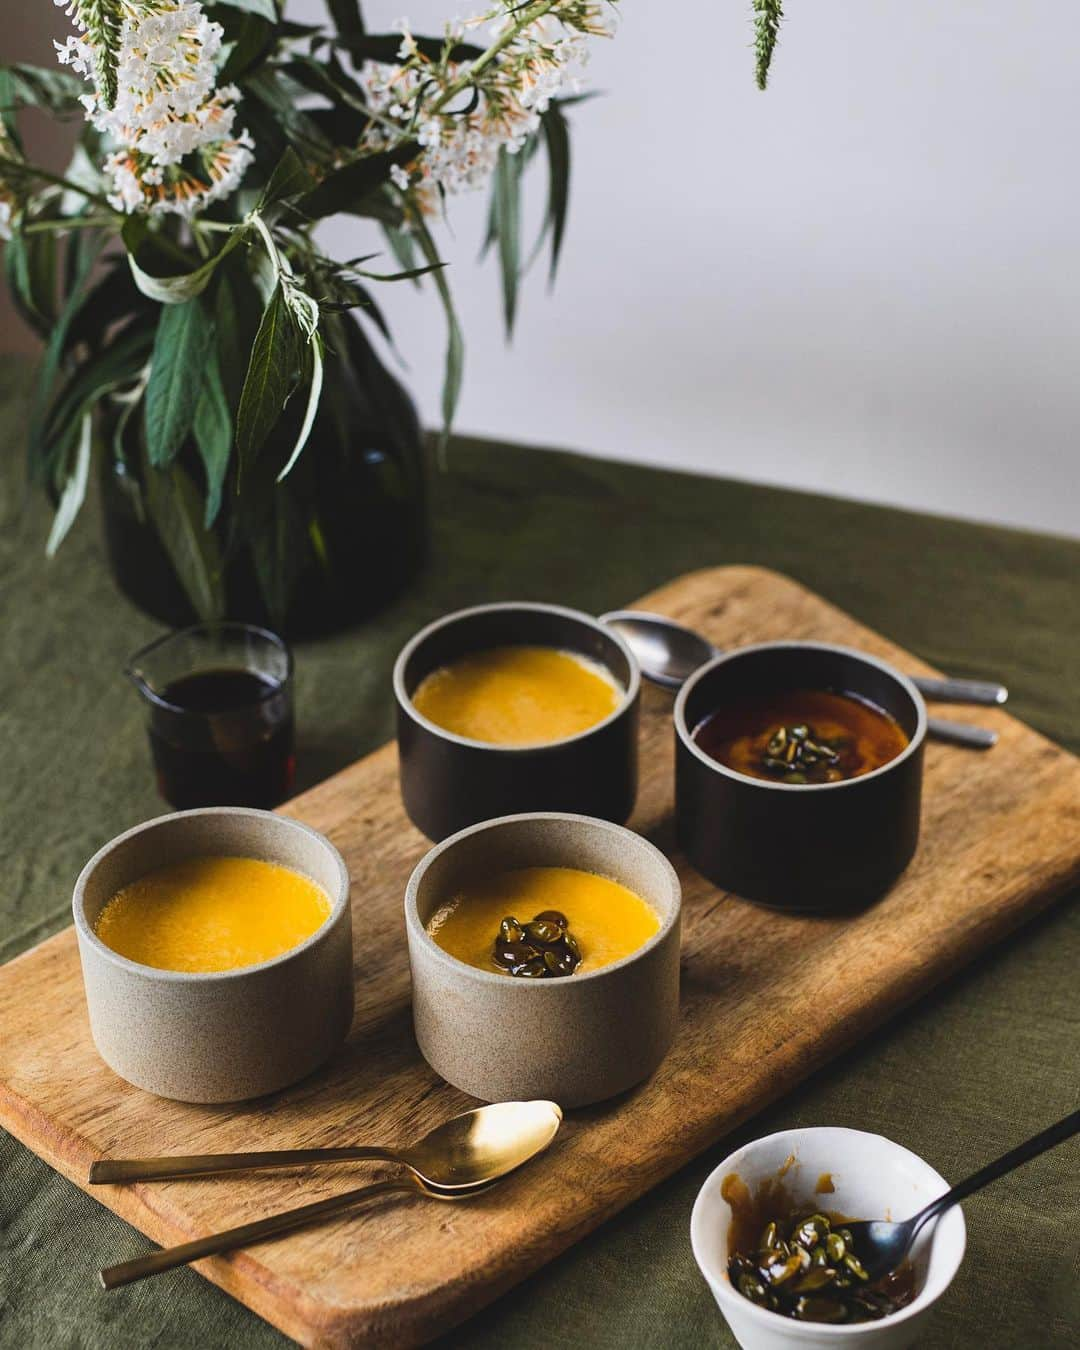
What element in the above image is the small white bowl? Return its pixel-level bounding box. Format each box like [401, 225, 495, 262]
[691, 1127, 966, 1350]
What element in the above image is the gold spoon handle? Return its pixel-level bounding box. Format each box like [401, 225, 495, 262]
[89, 1147, 398, 1184]
[99, 1179, 407, 1289]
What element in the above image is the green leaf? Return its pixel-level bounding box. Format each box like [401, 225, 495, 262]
[382, 222, 420, 280]
[193, 346, 232, 528]
[297, 144, 418, 220]
[236, 282, 301, 471]
[3, 63, 85, 114]
[411, 215, 463, 449]
[277, 332, 324, 482]
[29, 229, 106, 471]
[124, 218, 247, 304]
[3, 218, 57, 337]
[0, 67, 17, 141]
[258, 146, 315, 210]
[244, 68, 333, 162]
[334, 33, 483, 65]
[492, 147, 522, 334]
[326, 0, 364, 36]
[213, 264, 261, 410]
[208, 0, 278, 19]
[144, 296, 214, 468]
[65, 257, 151, 352]
[540, 103, 571, 281]
[285, 52, 370, 113]
[243, 469, 304, 628]
[45, 412, 92, 557]
[39, 323, 153, 479]
[321, 276, 397, 351]
[218, 13, 276, 84]
[142, 456, 226, 622]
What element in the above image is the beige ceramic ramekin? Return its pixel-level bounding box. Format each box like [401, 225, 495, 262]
[405, 812, 681, 1108]
[73, 807, 353, 1103]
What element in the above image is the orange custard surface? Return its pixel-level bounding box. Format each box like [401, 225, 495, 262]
[427, 866, 660, 976]
[94, 855, 332, 973]
[411, 645, 621, 746]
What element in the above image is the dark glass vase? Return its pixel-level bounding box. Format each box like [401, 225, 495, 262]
[100, 314, 427, 639]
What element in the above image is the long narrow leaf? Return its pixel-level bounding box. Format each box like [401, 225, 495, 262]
[142, 457, 226, 622]
[39, 324, 153, 480]
[326, 0, 364, 36]
[541, 103, 570, 281]
[193, 345, 233, 528]
[298, 144, 417, 221]
[209, 0, 277, 20]
[45, 412, 91, 557]
[29, 230, 105, 463]
[277, 333, 324, 482]
[236, 282, 301, 471]
[492, 148, 522, 334]
[334, 33, 483, 65]
[125, 220, 246, 304]
[410, 215, 463, 449]
[382, 222, 421, 281]
[258, 146, 315, 209]
[218, 13, 276, 85]
[245, 68, 333, 161]
[144, 296, 214, 467]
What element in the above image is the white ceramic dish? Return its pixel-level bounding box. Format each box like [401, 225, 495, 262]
[690, 1127, 966, 1350]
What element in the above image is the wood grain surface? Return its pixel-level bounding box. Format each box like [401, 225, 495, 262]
[1, 566, 1077, 1348]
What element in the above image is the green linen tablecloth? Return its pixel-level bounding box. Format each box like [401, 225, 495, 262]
[1, 356, 1077, 1349]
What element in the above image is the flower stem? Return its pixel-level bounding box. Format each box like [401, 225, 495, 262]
[429, 0, 561, 116]
[0, 154, 112, 208]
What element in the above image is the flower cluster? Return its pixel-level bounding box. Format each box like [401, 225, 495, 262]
[361, 2, 611, 210]
[54, 0, 253, 217]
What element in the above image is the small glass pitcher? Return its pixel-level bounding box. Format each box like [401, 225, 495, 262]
[126, 622, 295, 810]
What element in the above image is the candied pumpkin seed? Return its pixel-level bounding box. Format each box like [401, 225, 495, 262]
[492, 911, 582, 979]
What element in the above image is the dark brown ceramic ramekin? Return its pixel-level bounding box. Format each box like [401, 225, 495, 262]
[394, 602, 640, 841]
[674, 642, 927, 911]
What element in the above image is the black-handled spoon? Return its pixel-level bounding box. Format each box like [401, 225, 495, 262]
[845, 1107, 1080, 1282]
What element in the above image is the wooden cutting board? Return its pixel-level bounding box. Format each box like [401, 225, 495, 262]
[2, 566, 1078, 1348]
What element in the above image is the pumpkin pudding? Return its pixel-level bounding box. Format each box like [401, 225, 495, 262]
[411, 645, 621, 746]
[427, 866, 660, 977]
[94, 855, 332, 973]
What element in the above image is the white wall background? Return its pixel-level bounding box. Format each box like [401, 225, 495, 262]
[5, 2, 1078, 536]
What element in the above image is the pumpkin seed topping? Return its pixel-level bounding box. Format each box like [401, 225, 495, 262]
[491, 910, 583, 979]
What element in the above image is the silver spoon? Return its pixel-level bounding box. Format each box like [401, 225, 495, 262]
[600, 611, 1002, 751]
[99, 1172, 495, 1290]
[843, 1107, 1080, 1283]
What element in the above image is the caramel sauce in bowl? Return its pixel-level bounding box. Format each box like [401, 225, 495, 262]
[674, 642, 927, 911]
[693, 689, 910, 785]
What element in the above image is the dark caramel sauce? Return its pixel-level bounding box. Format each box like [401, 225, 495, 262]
[722, 1169, 916, 1323]
[693, 689, 908, 783]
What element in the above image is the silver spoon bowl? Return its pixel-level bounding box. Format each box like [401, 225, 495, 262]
[843, 1107, 1079, 1282]
[600, 611, 1003, 750]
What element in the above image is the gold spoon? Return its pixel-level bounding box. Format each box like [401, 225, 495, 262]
[89, 1099, 563, 1191]
[100, 1173, 493, 1289]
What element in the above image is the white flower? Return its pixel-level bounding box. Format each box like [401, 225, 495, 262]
[356, 1, 603, 211]
[57, 0, 254, 216]
[0, 199, 12, 242]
